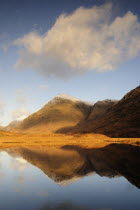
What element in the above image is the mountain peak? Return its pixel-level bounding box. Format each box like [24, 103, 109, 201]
[55, 94, 81, 102]
[47, 94, 81, 105]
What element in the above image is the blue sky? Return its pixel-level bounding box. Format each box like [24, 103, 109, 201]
[0, 0, 140, 125]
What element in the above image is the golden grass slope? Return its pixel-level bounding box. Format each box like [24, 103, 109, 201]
[13, 98, 91, 134]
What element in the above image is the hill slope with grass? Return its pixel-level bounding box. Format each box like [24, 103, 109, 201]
[13, 95, 92, 133]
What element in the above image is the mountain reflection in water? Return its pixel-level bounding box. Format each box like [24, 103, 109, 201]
[0, 143, 140, 210]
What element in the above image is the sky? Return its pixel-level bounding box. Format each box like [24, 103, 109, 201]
[0, 0, 140, 125]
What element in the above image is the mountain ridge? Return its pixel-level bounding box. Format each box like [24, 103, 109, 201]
[68, 85, 140, 137]
[6, 85, 140, 137]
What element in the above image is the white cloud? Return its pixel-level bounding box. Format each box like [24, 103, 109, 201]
[14, 3, 140, 78]
[12, 108, 30, 121]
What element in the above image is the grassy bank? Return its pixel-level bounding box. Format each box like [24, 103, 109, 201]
[0, 131, 140, 149]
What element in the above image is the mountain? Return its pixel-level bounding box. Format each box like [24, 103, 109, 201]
[12, 85, 140, 137]
[56, 99, 117, 133]
[13, 94, 92, 133]
[3, 120, 21, 131]
[0, 126, 4, 131]
[87, 99, 117, 120]
[0, 121, 21, 132]
[69, 85, 140, 137]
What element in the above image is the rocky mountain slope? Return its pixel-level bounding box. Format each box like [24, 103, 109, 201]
[68, 85, 140, 137]
[3, 120, 21, 131]
[56, 99, 117, 133]
[13, 94, 92, 133]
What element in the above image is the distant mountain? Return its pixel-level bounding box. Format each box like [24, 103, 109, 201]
[13, 95, 92, 133]
[0, 126, 4, 131]
[69, 85, 140, 137]
[3, 120, 21, 131]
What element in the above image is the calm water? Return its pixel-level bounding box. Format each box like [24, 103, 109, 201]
[0, 143, 140, 210]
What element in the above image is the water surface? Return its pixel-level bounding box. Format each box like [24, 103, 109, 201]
[0, 143, 140, 210]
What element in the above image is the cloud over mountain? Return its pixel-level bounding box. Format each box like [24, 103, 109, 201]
[14, 3, 140, 78]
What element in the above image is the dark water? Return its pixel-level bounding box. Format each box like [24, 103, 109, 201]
[0, 143, 140, 210]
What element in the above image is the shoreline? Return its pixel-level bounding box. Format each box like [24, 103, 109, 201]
[0, 132, 140, 149]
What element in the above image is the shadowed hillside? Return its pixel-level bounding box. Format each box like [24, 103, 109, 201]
[56, 99, 117, 133]
[58, 85, 140, 137]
